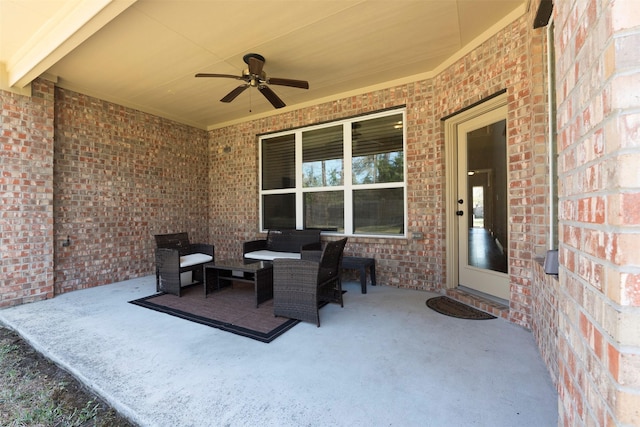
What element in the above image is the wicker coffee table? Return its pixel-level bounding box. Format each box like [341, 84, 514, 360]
[203, 260, 273, 307]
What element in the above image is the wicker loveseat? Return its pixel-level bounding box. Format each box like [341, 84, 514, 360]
[154, 232, 214, 297]
[243, 229, 321, 261]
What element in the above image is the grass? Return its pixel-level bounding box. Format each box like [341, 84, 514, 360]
[0, 326, 134, 427]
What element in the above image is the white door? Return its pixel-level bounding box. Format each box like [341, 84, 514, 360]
[456, 106, 509, 300]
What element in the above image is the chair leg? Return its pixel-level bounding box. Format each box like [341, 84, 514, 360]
[323, 278, 343, 307]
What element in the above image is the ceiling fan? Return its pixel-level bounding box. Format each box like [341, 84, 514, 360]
[195, 53, 309, 109]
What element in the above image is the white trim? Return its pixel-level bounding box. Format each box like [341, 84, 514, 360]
[444, 93, 508, 292]
[8, 0, 136, 88]
[259, 109, 407, 238]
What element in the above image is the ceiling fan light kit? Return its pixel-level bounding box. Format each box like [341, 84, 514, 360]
[195, 53, 309, 109]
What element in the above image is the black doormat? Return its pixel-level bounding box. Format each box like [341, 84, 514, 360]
[426, 296, 497, 320]
[130, 283, 299, 343]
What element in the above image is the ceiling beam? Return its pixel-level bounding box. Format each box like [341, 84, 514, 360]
[8, 0, 137, 88]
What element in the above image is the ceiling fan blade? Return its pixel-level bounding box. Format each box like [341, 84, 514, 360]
[195, 73, 244, 80]
[267, 77, 309, 89]
[248, 56, 264, 76]
[259, 86, 286, 109]
[220, 85, 249, 103]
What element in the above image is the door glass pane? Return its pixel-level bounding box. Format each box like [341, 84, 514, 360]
[466, 120, 508, 273]
[472, 186, 484, 228]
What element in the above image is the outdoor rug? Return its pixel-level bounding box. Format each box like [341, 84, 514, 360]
[426, 296, 497, 320]
[129, 282, 298, 343]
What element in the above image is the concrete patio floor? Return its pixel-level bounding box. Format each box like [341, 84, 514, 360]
[0, 276, 558, 427]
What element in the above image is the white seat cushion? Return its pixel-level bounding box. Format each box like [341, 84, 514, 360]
[244, 250, 301, 261]
[179, 253, 213, 267]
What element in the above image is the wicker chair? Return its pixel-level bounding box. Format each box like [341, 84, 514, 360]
[154, 232, 214, 297]
[273, 237, 347, 327]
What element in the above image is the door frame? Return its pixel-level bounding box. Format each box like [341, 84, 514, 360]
[444, 93, 508, 293]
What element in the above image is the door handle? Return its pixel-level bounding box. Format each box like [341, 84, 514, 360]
[456, 210, 464, 216]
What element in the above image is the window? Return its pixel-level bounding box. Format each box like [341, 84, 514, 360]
[260, 109, 406, 236]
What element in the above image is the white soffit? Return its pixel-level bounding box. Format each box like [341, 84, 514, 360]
[2, 0, 528, 128]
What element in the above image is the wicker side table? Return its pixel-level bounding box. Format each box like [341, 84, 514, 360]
[341, 256, 376, 294]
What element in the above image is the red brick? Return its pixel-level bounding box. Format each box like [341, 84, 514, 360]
[554, 0, 640, 424]
[0, 80, 55, 308]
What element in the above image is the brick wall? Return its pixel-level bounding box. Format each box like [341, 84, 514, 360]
[532, 259, 560, 386]
[433, 10, 550, 327]
[4, 3, 638, 425]
[53, 88, 209, 294]
[209, 11, 550, 328]
[207, 89, 433, 290]
[554, 0, 640, 425]
[0, 79, 55, 308]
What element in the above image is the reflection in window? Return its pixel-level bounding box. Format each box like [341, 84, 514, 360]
[260, 109, 406, 236]
[263, 194, 296, 230]
[353, 188, 404, 235]
[352, 115, 404, 184]
[303, 126, 343, 187]
[262, 134, 295, 190]
[304, 191, 344, 232]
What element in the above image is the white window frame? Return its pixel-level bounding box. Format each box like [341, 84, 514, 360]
[259, 108, 407, 238]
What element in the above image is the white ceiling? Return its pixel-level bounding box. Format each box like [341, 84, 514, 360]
[1, 0, 528, 129]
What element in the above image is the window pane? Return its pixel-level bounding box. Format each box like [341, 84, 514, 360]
[304, 191, 344, 232]
[262, 134, 295, 190]
[260, 109, 406, 236]
[353, 188, 404, 235]
[303, 125, 343, 187]
[263, 194, 296, 229]
[352, 114, 404, 184]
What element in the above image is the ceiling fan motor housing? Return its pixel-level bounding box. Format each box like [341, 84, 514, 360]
[242, 69, 266, 87]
